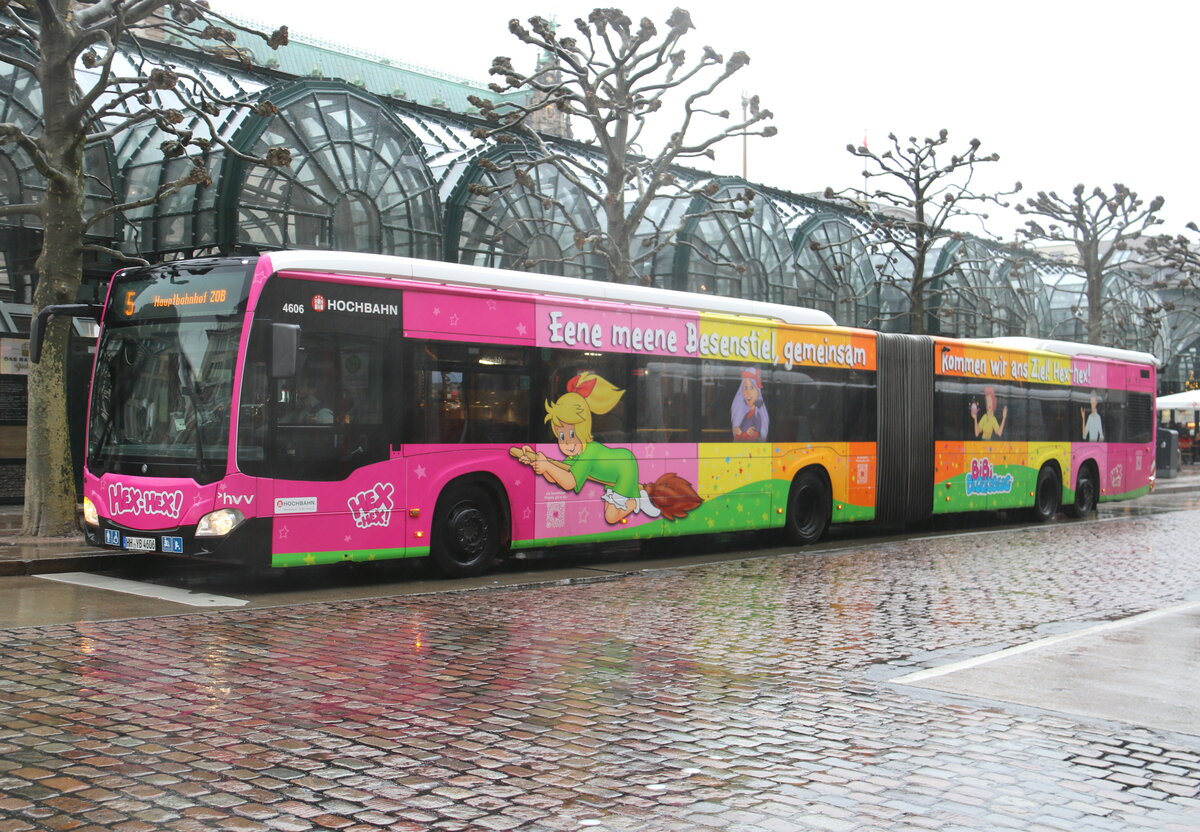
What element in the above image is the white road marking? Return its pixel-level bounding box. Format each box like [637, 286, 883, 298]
[36, 572, 248, 607]
[894, 599, 1200, 685]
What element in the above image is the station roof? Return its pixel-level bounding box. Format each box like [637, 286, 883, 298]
[219, 14, 530, 115]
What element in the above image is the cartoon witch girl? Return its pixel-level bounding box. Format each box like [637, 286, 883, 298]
[731, 366, 769, 441]
[511, 372, 702, 524]
[970, 385, 1008, 439]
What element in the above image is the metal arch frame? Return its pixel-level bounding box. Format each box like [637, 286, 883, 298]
[1101, 267, 1162, 353]
[667, 176, 793, 300]
[100, 41, 273, 255]
[789, 210, 881, 327]
[217, 77, 442, 255]
[928, 237, 996, 337]
[991, 254, 1051, 338]
[442, 141, 607, 280]
[0, 39, 121, 239]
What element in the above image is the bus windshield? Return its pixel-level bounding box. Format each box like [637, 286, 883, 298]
[87, 260, 252, 483]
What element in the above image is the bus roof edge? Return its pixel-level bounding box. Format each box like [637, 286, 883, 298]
[964, 336, 1159, 367]
[260, 250, 838, 328]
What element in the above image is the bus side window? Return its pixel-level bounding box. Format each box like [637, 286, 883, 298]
[1004, 383, 1028, 442]
[1101, 388, 1127, 443]
[934, 378, 971, 442]
[1028, 384, 1072, 443]
[543, 350, 631, 444]
[634, 358, 696, 444]
[768, 368, 815, 443]
[337, 337, 389, 470]
[808, 372, 845, 442]
[699, 361, 744, 443]
[406, 341, 534, 446]
[405, 343, 454, 445]
[843, 370, 877, 443]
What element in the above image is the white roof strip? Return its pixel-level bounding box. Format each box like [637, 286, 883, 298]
[262, 250, 837, 327]
[965, 336, 1158, 367]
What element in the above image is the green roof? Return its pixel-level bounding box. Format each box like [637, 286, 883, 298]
[221, 15, 529, 115]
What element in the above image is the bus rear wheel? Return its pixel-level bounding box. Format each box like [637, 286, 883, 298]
[785, 469, 830, 546]
[1028, 465, 1061, 523]
[1064, 463, 1098, 518]
[431, 484, 500, 578]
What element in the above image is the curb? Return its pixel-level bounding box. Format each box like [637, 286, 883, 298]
[0, 549, 133, 577]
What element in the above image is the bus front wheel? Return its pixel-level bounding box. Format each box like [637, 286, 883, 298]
[1028, 465, 1061, 523]
[431, 484, 500, 578]
[785, 469, 830, 546]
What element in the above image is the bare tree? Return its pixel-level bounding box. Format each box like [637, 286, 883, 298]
[469, 8, 775, 284]
[823, 130, 1017, 336]
[1146, 222, 1200, 279]
[0, 1, 290, 536]
[1016, 183, 1164, 344]
[1144, 224, 1200, 381]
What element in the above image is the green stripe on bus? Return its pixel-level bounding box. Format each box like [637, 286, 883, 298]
[272, 546, 430, 568]
[512, 479, 874, 547]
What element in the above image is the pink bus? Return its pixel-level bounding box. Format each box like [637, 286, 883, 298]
[34, 251, 1158, 576]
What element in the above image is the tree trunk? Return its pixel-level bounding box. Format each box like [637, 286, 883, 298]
[1083, 244, 1104, 344]
[604, 175, 635, 284]
[22, 17, 87, 537]
[22, 315, 78, 537]
[909, 247, 929, 335]
[23, 180, 87, 536]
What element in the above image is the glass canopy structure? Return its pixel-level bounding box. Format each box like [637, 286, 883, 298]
[0, 27, 1178, 381]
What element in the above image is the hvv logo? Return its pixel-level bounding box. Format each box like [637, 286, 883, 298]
[218, 492, 255, 507]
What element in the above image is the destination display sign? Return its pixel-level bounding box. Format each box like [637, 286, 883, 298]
[109, 264, 251, 322]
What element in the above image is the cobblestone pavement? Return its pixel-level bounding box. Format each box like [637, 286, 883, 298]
[3, 512, 1200, 831]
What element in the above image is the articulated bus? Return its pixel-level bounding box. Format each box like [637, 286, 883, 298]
[34, 252, 1157, 577]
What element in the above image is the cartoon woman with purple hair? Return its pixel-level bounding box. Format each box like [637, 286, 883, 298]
[731, 367, 769, 441]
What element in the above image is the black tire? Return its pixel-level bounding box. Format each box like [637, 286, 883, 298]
[785, 469, 831, 546]
[1028, 465, 1061, 523]
[431, 484, 500, 578]
[1064, 463, 1098, 518]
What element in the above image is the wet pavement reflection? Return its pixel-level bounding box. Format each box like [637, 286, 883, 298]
[2, 509, 1200, 830]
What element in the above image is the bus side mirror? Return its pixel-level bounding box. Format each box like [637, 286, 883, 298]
[270, 323, 300, 378]
[30, 303, 103, 363]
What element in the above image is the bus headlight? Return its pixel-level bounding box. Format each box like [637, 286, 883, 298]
[196, 508, 245, 537]
[82, 497, 99, 527]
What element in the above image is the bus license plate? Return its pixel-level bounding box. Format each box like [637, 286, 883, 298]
[124, 536, 157, 552]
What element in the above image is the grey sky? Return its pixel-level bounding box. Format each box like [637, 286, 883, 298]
[209, 0, 1197, 240]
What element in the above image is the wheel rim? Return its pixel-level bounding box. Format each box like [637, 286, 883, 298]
[792, 483, 822, 538]
[1038, 475, 1058, 516]
[1078, 472, 1096, 512]
[447, 503, 489, 562]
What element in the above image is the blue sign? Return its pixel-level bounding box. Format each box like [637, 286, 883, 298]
[104, 529, 121, 546]
[162, 536, 184, 554]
